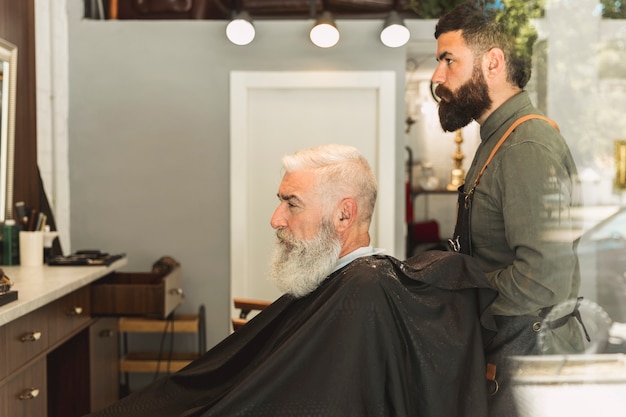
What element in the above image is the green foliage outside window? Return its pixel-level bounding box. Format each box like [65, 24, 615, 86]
[407, 0, 625, 19]
[407, 0, 544, 68]
[407, 0, 466, 18]
[602, 0, 626, 18]
[407, 0, 544, 19]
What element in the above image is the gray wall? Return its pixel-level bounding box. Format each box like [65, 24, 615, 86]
[67, 4, 419, 348]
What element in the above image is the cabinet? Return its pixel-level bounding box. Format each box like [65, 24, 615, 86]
[46, 317, 119, 417]
[46, 286, 92, 347]
[1, 357, 47, 417]
[0, 260, 127, 417]
[4, 304, 49, 377]
[90, 317, 120, 412]
[1, 288, 102, 417]
[91, 267, 184, 319]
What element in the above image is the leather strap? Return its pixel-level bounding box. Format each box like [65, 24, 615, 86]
[476, 114, 560, 395]
[486, 362, 498, 395]
[472, 114, 559, 191]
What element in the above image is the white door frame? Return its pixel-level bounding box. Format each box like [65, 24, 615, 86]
[230, 70, 397, 307]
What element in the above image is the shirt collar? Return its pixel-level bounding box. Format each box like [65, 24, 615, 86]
[480, 90, 533, 142]
[332, 245, 385, 273]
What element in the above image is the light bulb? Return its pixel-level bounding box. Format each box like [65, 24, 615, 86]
[310, 12, 339, 48]
[380, 23, 410, 48]
[226, 13, 255, 46]
[380, 11, 410, 48]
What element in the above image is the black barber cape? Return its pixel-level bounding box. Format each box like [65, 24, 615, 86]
[87, 251, 497, 417]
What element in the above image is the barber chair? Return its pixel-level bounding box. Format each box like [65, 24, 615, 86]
[232, 298, 272, 331]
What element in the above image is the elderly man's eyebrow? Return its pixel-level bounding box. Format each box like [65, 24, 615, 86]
[277, 193, 303, 204]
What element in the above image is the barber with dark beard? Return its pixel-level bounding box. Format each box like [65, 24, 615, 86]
[432, 2, 585, 417]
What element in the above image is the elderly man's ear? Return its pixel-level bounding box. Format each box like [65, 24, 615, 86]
[335, 198, 357, 231]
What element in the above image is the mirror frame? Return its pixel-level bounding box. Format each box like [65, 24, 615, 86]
[0, 37, 17, 223]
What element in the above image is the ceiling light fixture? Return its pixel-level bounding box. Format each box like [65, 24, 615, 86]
[226, 11, 255, 46]
[380, 11, 410, 48]
[310, 11, 340, 48]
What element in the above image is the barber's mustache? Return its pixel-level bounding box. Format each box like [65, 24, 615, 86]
[434, 84, 453, 102]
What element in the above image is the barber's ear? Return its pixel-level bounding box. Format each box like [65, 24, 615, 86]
[484, 47, 505, 76]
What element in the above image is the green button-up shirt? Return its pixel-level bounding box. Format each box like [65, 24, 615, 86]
[464, 91, 580, 316]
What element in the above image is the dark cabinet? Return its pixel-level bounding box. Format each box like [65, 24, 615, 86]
[1, 289, 122, 417]
[89, 317, 120, 413]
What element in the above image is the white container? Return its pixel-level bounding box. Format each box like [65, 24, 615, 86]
[511, 354, 626, 417]
[19, 231, 44, 266]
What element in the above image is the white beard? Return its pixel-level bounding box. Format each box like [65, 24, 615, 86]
[270, 221, 342, 298]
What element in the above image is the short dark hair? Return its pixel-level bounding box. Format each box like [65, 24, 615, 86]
[434, 1, 537, 89]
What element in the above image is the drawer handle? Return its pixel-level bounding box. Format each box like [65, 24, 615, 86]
[19, 388, 40, 400]
[169, 288, 184, 296]
[67, 306, 84, 316]
[20, 331, 42, 342]
[100, 329, 115, 338]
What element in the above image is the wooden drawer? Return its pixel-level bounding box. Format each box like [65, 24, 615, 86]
[89, 317, 119, 412]
[3, 357, 47, 417]
[4, 307, 49, 376]
[46, 286, 92, 348]
[0, 324, 7, 380]
[91, 267, 183, 318]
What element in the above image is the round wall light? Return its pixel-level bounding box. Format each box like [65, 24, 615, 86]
[310, 11, 340, 48]
[380, 11, 410, 48]
[226, 11, 255, 46]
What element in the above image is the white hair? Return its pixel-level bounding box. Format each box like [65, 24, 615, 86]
[281, 144, 377, 223]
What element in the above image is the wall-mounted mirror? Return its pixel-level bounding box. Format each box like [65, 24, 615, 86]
[0, 37, 17, 223]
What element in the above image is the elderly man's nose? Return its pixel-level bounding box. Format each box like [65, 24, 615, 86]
[270, 206, 286, 229]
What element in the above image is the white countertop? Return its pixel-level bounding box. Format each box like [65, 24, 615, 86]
[0, 257, 127, 327]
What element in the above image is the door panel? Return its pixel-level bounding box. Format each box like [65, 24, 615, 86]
[230, 71, 397, 308]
